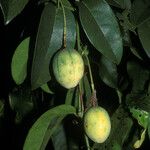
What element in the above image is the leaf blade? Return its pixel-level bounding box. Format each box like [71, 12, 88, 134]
[31, 4, 64, 90]
[78, 0, 123, 64]
[23, 104, 76, 150]
[138, 20, 150, 57]
[0, 0, 29, 24]
[130, 0, 150, 26]
[99, 55, 118, 88]
[11, 37, 30, 85]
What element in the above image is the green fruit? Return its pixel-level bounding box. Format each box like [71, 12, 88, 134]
[52, 49, 84, 89]
[84, 106, 111, 143]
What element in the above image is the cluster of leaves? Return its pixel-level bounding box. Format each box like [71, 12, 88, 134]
[0, 0, 150, 149]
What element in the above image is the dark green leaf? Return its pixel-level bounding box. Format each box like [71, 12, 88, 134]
[115, 0, 131, 9]
[78, 0, 123, 64]
[23, 105, 76, 150]
[83, 75, 92, 107]
[138, 20, 150, 57]
[130, 0, 150, 26]
[74, 87, 79, 109]
[0, 99, 4, 118]
[31, 3, 63, 90]
[51, 123, 68, 150]
[93, 105, 133, 149]
[55, 0, 76, 48]
[9, 86, 34, 122]
[65, 8, 76, 49]
[11, 37, 30, 85]
[126, 94, 150, 113]
[107, 0, 131, 9]
[0, 0, 29, 24]
[99, 55, 118, 88]
[127, 61, 150, 92]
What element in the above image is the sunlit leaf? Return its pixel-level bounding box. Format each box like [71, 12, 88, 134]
[41, 83, 54, 94]
[130, 108, 149, 128]
[78, 0, 123, 64]
[134, 129, 146, 149]
[0, 0, 30, 24]
[23, 105, 76, 150]
[148, 114, 150, 140]
[11, 37, 30, 85]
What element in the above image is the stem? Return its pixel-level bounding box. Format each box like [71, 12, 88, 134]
[85, 135, 91, 150]
[60, 0, 67, 48]
[116, 89, 122, 104]
[78, 82, 84, 118]
[85, 55, 95, 93]
[57, 0, 61, 8]
[76, 23, 91, 150]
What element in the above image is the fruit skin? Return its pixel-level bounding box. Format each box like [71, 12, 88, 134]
[52, 49, 84, 89]
[84, 106, 111, 143]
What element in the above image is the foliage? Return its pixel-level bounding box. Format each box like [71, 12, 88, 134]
[0, 0, 150, 149]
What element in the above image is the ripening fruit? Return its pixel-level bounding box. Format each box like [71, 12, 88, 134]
[84, 106, 111, 143]
[52, 49, 84, 89]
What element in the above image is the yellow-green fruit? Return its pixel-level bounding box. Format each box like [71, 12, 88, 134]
[52, 49, 84, 89]
[84, 106, 111, 143]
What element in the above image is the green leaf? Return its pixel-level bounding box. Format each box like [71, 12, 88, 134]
[11, 37, 30, 85]
[0, 0, 29, 24]
[83, 75, 92, 107]
[31, 3, 63, 90]
[78, 0, 123, 64]
[65, 8, 76, 49]
[148, 114, 150, 140]
[99, 55, 118, 88]
[23, 104, 76, 150]
[134, 129, 146, 149]
[127, 61, 150, 92]
[130, 108, 149, 128]
[0, 99, 4, 118]
[41, 83, 54, 94]
[51, 123, 68, 150]
[138, 20, 150, 57]
[130, 0, 150, 26]
[93, 105, 133, 149]
[9, 86, 34, 123]
[126, 94, 150, 114]
[107, 0, 131, 9]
